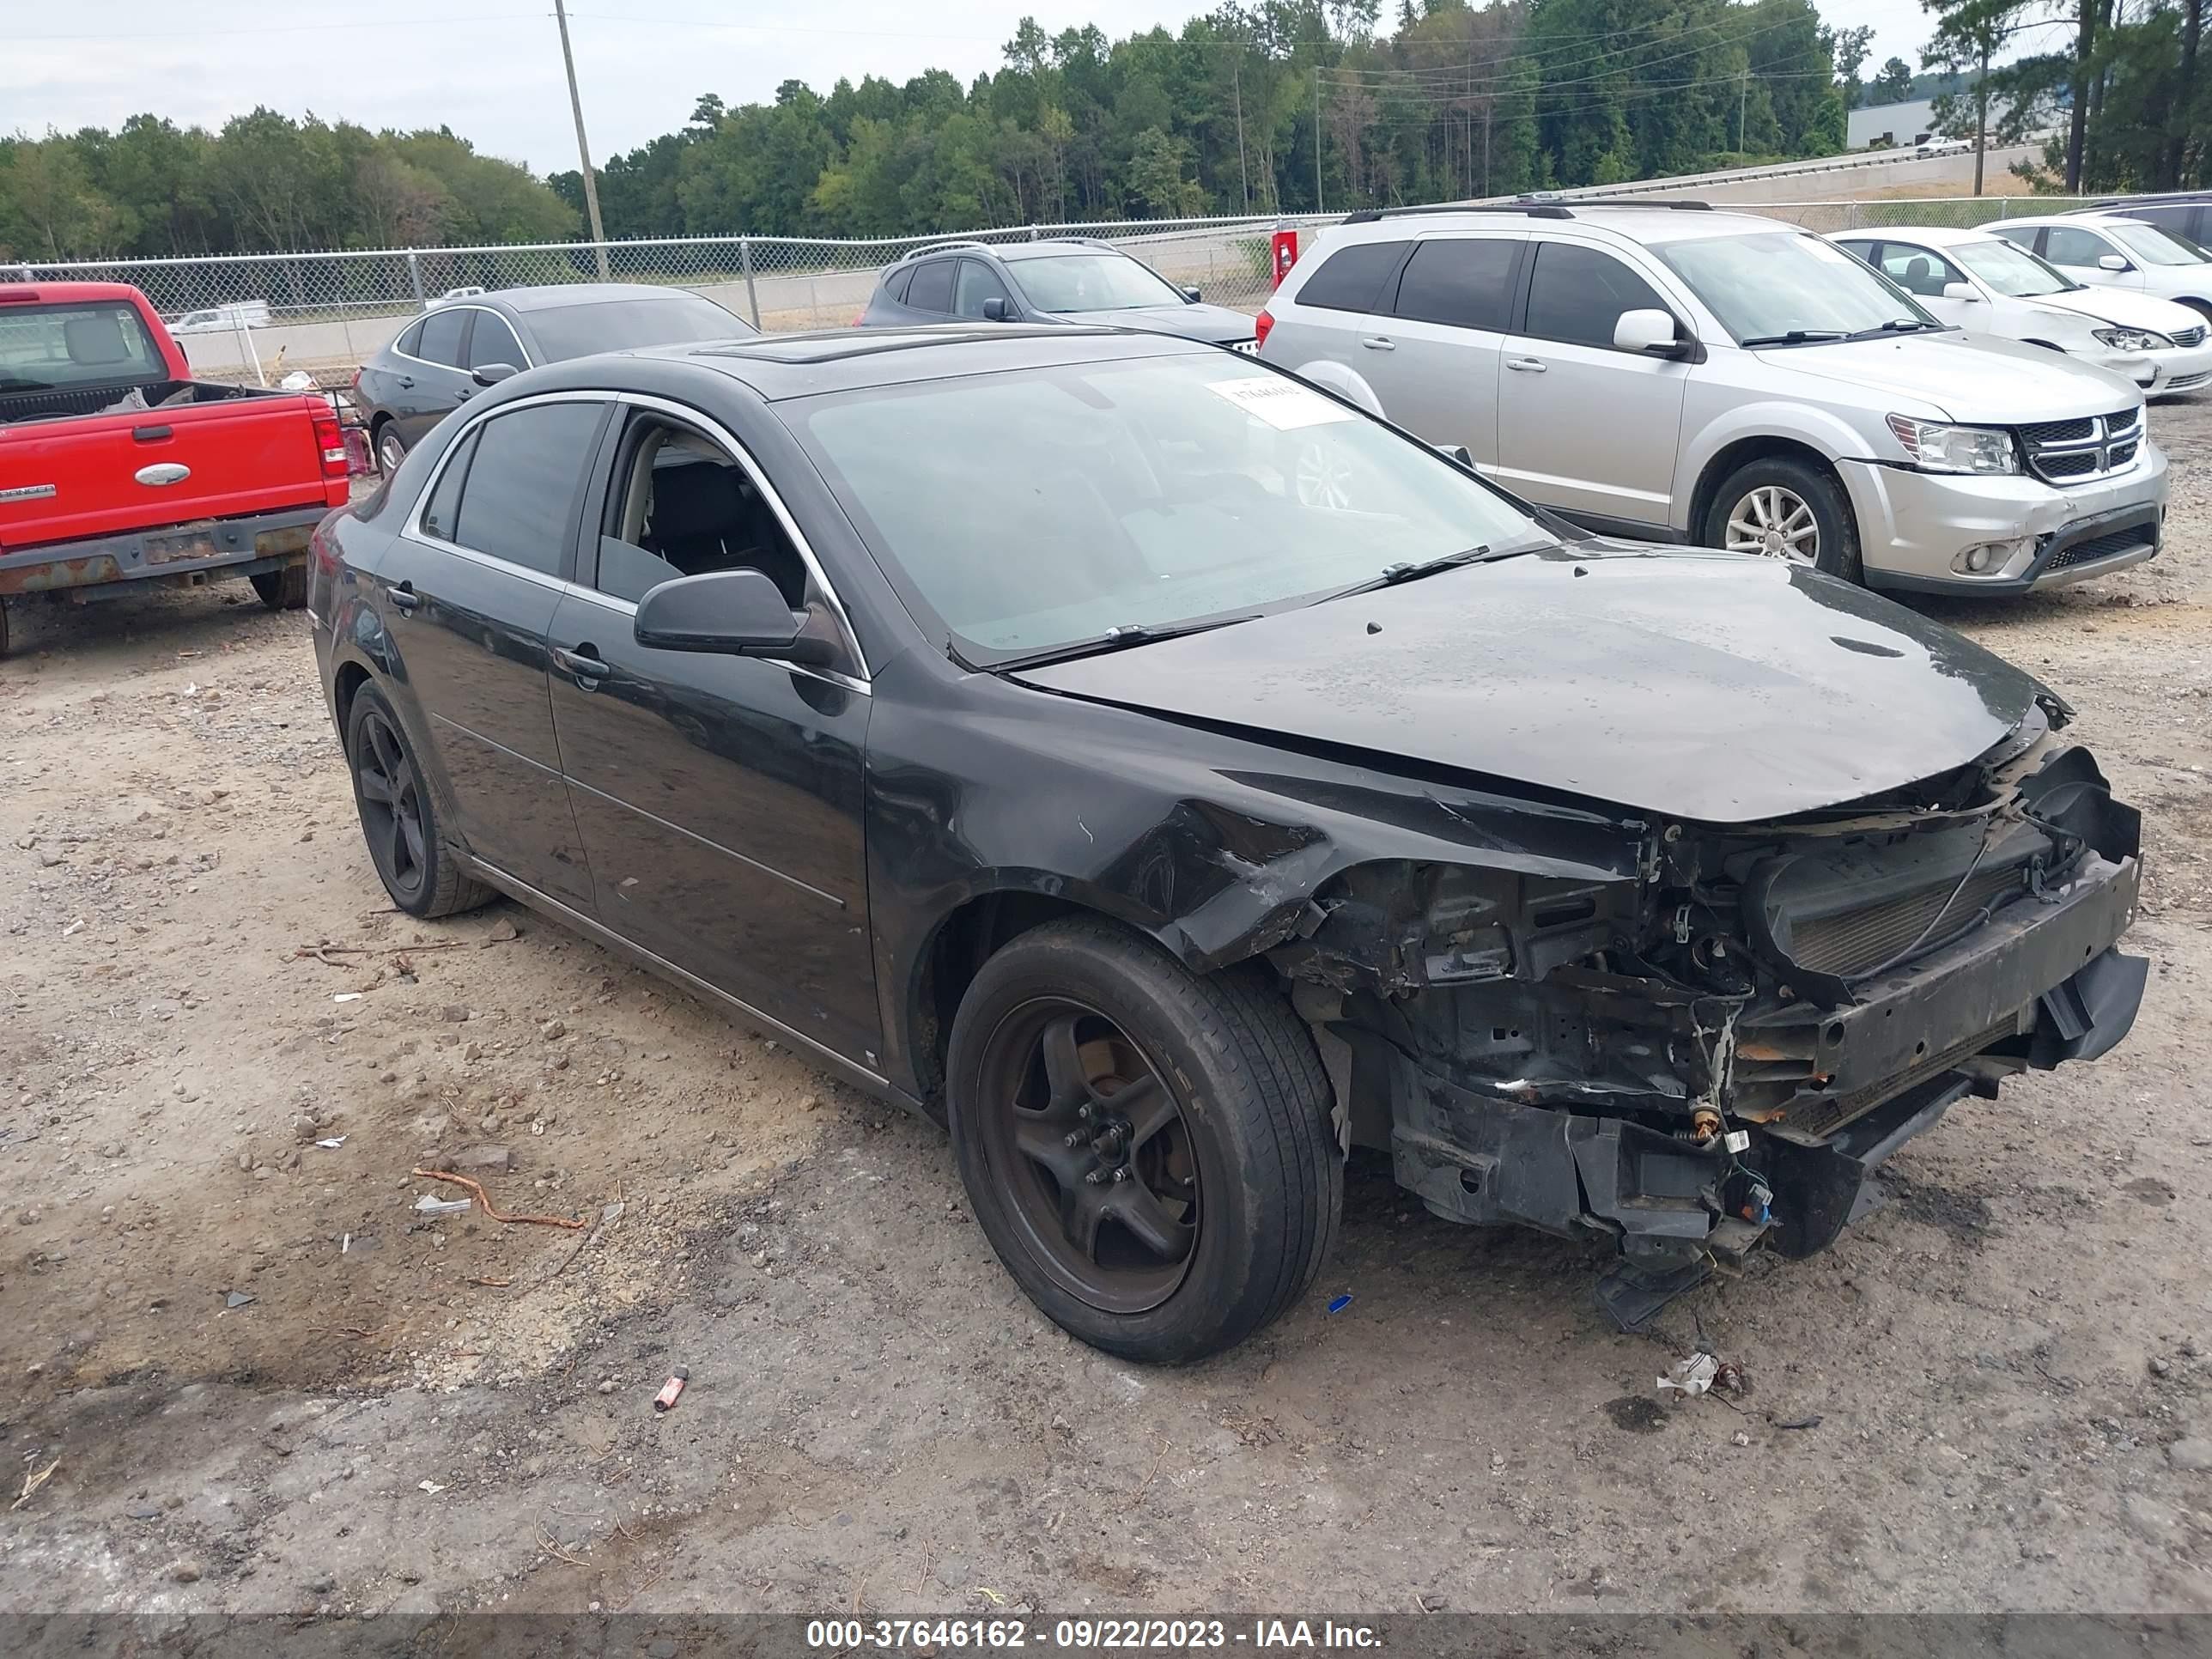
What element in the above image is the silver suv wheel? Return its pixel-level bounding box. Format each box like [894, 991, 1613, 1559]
[1724, 484, 1820, 564]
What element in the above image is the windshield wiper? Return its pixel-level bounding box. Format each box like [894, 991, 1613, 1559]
[1847, 318, 1940, 339]
[1322, 540, 1552, 600]
[1740, 330, 1849, 348]
[988, 612, 1261, 673]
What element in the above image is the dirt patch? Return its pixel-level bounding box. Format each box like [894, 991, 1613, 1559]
[4, 398, 2212, 1618]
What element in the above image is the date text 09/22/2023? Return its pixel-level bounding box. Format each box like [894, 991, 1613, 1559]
[805, 1618, 1384, 1650]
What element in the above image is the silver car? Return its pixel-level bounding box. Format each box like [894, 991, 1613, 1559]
[1258, 202, 2167, 595]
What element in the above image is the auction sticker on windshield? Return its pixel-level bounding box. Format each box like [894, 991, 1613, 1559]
[1206, 376, 1354, 429]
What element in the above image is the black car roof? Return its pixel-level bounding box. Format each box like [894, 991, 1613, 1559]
[492, 283, 720, 313]
[620, 324, 1210, 400]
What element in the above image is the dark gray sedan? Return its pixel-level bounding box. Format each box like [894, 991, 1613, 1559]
[858, 238, 1261, 348]
[353, 283, 755, 474]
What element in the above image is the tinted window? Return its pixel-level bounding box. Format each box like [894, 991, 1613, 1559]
[1876, 244, 1966, 296]
[465, 312, 526, 369]
[1522, 242, 1673, 348]
[954, 258, 1015, 319]
[1393, 238, 1519, 331]
[524, 294, 746, 360]
[395, 319, 425, 356]
[421, 428, 476, 542]
[416, 307, 467, 367]
[1291, 240, 1410, 313]
[449, 401, 605, 576]
[884, 267, 915, 304]
[906, 259, 955, 313]
[2042, 226, 2116, 268]
[2126, 204, 2198, 239]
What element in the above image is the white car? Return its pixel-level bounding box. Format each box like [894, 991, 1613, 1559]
[1984, 212, 2212, 322]
[1916, 136, 1972, 158]
[425, 286, 486, 308]
[1832, 226, 2212, 398]
[168, 301, 272, 335]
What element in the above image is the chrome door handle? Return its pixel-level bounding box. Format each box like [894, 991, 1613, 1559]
[553, 645, 609, 687]
[387, 580, 418, 613]
[1506, 358, 1547, 374]
[1360, 337, 1395, 351]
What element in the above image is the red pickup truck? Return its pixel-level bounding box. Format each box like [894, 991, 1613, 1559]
[0, 281, 351, 656]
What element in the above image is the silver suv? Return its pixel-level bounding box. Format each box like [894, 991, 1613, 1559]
[1258, 202, 2168, 594]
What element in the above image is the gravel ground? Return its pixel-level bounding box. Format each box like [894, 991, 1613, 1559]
[2, 397, 2210, 1622]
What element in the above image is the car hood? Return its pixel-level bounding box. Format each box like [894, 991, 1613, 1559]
[1748, 330, 2142, 421]
[2021, 285, 2207, 335]
[1058, 302, 1258, 343]
[1012, 546, 2047, 825]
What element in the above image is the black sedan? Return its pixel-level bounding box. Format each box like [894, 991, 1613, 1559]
[310, 325, 2144, 1360]
[353, 283, 755, 476]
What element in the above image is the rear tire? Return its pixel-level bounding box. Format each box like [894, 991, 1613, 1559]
[374, 421, 407, 477]
[946, 917, 1340, 1364]
[343, 683, 493, 919]
[252, 562, 309, 610]
[1703, 454, 1863, 584]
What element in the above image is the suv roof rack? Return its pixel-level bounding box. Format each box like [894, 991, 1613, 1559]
[1573, 197, 1715, 210]
[898, 239, 994, 263]
[1340, 202, 1573, 224]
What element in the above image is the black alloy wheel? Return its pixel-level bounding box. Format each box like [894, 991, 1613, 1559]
[343, 684, 491, 919]
[973, 998, 1201, 1315]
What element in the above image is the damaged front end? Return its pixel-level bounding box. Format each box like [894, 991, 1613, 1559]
[1273, 705, 2146, 1328]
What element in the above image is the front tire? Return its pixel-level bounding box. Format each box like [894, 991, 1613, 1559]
[374, 421, 408, 477]
[946, 917, 1340, 1364]
[343, 684, 491, 919]
[1703, 454, 1863, 584]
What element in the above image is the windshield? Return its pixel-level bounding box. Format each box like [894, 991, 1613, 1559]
[2108, 221, 2212, 267]
[526, 294, 751, 360]
[787, 354, 1552, 665]
[0, 301, 169, 392]
[1952, 238, 2080, 297]
[1006, 253, 1188, 313]
[1656, 231, 1940, 344]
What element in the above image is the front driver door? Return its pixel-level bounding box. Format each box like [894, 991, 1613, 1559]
[1874, 242, 1978, 329]
[544, 399, 880, 1067]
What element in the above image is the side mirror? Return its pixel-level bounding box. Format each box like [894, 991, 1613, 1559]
[1182, 285, 1202, 302]
[1613, 307, 1692, 358]
[634, 568, 835, 665]
[981, 297, 1012, 322]
[1942, 282, 1981, 302]
[2099, 253, 2130, 272]
[471, 362, 519, 386]
[1434, 443, 1474, 469]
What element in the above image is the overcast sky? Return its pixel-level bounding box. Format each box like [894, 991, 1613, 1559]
[15, 0, 1947, 177]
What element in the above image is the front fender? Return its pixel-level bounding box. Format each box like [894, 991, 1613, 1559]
[1674, 402, 1872, 535]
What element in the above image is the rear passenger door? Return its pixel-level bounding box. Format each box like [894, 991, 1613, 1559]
[1364, 234, 1527, 471]
[397, 306, 475, 444]
[1494, 238, 1691, 532]
[379, 394, 610, 911]
[903, 258, 957, 319]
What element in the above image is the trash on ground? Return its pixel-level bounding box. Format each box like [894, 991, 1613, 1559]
[414, 1194, 472, 1216]
[62, 920, 86, 939]
[410, 1167, 585, 1229]
[315, 1136, 347, 1150]
[1326, 1294, 1352, 1313]
[224, 1291, 255, 1310]
[331, 993, 363, 1004]
[653, 1366, 690, 1413]
[1713, 1360, 1746, 1394]
[417, 1480, 446, 1495]
[1657, 1352, 1719, 1398]
[11, 1458, 59, 1512]
[1731, 1430, 1751, 1446]
[1773, 1413, 1824, 1431]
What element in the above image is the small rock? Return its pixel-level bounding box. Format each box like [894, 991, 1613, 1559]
[441, 1006, 470, 1024]
[99, 1142, 123, 1158]
[306, 1575, 336, 1595]
[236, 1152, 252, 1173]
[648, 1641, 677, 1659]
[168, 1561, 203, 1584]
[16, 1208, 40, 1226]
[2169, 1438, 2212, 1472]
[597, 1379, 617, 1395]
[124, 1502, 162, 1521]
[1731, 1431, 1750, 1447]
[540, 1018, 567, 1040]
[488, 918, 520, 943]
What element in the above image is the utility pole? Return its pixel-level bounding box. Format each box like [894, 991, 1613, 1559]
[1315, 68, 1325, 214]
[1973, 37, 1990, 196]
[553, 0, 612, 280]
[1738, 68, 1749, 152]
[1234, 56, 1250, 214]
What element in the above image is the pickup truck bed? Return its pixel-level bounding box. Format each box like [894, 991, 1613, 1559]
[0, 283, 351, 655]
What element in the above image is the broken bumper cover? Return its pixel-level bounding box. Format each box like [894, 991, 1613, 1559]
[1389, 850, 2144, 1329]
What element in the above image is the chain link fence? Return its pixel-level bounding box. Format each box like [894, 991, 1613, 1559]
[5, 197, 2100, 385]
